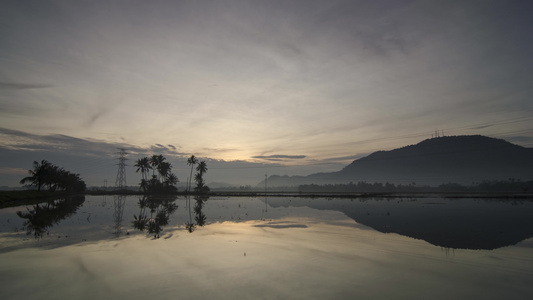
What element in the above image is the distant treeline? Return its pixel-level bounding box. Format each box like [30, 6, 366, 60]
[298, 179, 533, 193]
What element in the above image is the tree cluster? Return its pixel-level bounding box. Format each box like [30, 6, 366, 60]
[134, 155, 178, 193]
[19, 160, 86, 192]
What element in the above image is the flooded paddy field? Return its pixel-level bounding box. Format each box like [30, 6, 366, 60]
[1, 195, 533, 299]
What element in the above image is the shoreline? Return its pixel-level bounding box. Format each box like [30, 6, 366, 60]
[0, 190, 79, 208]
[2, 189, 533, 208]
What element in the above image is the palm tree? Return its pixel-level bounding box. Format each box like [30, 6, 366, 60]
[134, 157, 151, 182]
[149, 154, 165, 179]
[19, 160, 52, 191]
[139, 179, 149, 192]
[187, 155, 198, 192]
[164, 173, 178, 187]
[194, 173, 204, 191]
[19, 160, 85, 192]
[196, 161, 208, 177]
[194, 161, 209, 193]
[158, 162, 172, 182]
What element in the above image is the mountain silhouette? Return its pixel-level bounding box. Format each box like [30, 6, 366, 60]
[262, 135, 533, 187]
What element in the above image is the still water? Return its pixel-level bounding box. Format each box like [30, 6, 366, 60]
[1, 195, 532, 299]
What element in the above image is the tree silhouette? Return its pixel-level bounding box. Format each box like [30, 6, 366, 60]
[134, 157, 151, 182]
[196, 161, 208, 177]
[194, 161, 209, 193]
[19, 160, 85, 192]
[137, 155, 177, 193]
[187, 155, 198, 193]
[158, 161, 171, 181]
[149, 154, 165, 179]
[19, 160, 52, 191]
[165, 173, 178, 186]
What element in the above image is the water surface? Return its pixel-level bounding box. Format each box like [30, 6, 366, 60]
[1, 195, 532, 299]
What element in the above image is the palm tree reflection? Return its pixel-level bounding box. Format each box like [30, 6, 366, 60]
[16, 196, 85, 239]
[194, 195, 208, 226]
[132, 195, 178, 238]
[186, 195, 209, 233]
[185, 195, 196, 232]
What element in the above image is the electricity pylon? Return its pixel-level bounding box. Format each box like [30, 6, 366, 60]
[115, 148, 128, 189]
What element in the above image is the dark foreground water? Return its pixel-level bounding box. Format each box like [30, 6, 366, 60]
[1, 195, 532, 299]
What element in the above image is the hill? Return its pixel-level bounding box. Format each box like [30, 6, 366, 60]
[261, 135, 533, 187]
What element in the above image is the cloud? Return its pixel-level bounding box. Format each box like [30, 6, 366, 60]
[0, 127, 143, 158]
[83, 106, 113, 128]
[317, 154, 370, 163]
[504, 135, 533, 146]
[0, 82, 53, 90]
[148, 144, 186, 156]
[251, 155, 307, 160]
[202, 147, 240, 153]
[470, 125, 493, 130]
[0, 167, 28, 176]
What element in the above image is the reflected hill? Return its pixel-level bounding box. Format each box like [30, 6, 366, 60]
[264, 197, 533, 250]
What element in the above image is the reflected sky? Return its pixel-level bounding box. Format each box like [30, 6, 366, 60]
[1, 196, 533, 250]
[1, 196, 533, 299]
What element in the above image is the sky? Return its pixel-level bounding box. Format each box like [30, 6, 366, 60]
[1, 0, 533, 187]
